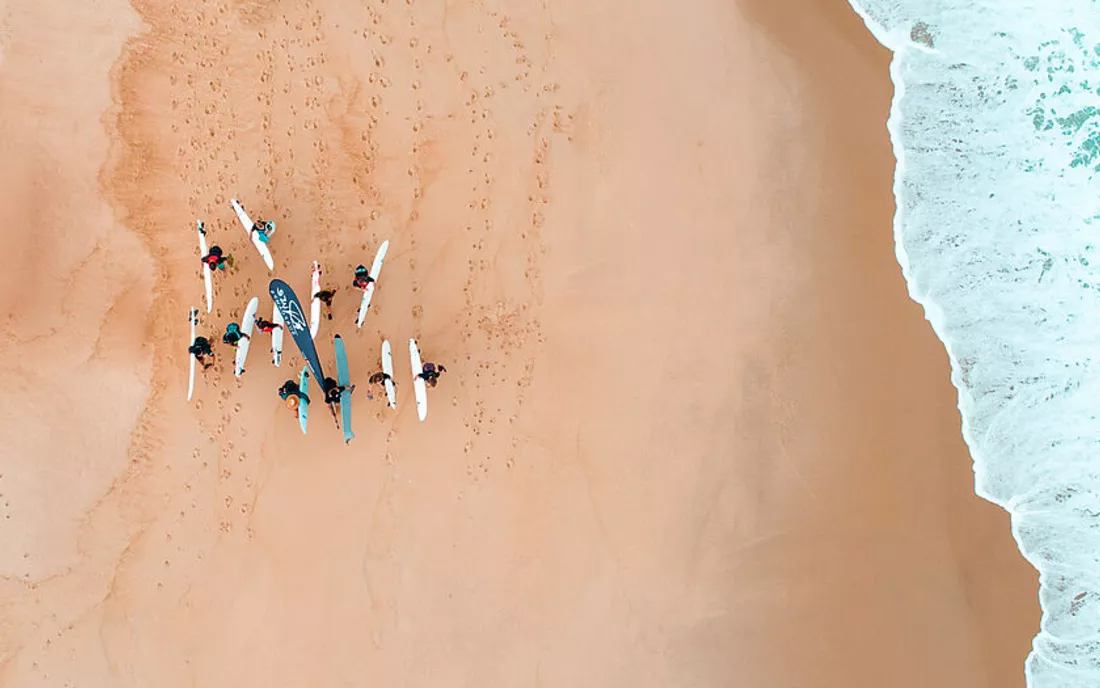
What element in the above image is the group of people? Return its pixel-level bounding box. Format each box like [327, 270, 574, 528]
[192, 249, 379, 359]
[198, 221, 276, 272]
[190, 233, 446, 420]
[276, 360, 447, 419]
[276, 374, 354, 424]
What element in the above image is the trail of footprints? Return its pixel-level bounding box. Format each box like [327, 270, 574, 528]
[8, 5, 583, 672]
[169, 0, 575, 510]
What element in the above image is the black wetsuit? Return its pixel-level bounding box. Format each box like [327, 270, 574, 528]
[279, 380, 310, 405]
[419, 363, 446, 387]
[323, 377, 343, 405]
[189, 336, 213, 357]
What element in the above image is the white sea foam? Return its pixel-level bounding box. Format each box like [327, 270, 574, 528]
[845, 0, 1100, 685]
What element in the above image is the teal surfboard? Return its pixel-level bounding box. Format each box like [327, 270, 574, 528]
[298, 366, 309, 434]
[334, 335, 354, 444]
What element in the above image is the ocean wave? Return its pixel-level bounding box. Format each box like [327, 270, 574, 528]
[845, 0, 1100, 685]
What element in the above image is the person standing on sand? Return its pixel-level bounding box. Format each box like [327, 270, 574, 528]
[365, 371, 394, 399]
[418, 362, 447, 388]
[322, 376, 355, 423]
[251, 220, 276, 244]
[200, 245, 229, 271]
[316, 287, 337, 320]
[254, 316, 283, 334]
[352, 265, 374, 290]
[188, 336, 215, 369]
[278, 379, 309, 408]
[222, 322, 250, 348]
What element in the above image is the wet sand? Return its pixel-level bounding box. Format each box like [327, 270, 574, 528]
[0, 0, 1037, 686]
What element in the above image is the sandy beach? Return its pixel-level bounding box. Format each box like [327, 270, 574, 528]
[0, 0, 1038, 686]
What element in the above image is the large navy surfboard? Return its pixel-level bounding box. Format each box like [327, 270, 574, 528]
[270, 279, 326, 383]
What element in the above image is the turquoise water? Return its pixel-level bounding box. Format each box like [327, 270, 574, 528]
[846, 0, 1100, 684]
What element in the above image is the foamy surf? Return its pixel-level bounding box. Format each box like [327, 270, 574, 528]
[846, 0, 1100, 685]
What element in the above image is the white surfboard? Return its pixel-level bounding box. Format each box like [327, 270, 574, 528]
[310, 261, 322, 339]
[234, 296, 260, 378]
[230, 198, 275, 271]
[381, 339, 397, 409]
[356, 240, 390, 328]
[197, 221, 213, 313]
[187, 308, 198, 401]
[409, 338, 427, 421]
[271, 303, 284, 367]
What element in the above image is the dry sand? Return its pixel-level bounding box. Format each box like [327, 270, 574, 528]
[0, 0, 1038, 686]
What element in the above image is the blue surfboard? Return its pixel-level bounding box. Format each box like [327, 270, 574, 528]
[334, 335, 354, 444]
[298, 366, 309, 435]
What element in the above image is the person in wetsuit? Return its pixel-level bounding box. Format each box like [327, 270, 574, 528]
[278, 379, 310, 407]
[200, 245, 228, 271]
[417, 362, 447, 388]
[188, 336, 214, 369]
[352, 265, 374, 290]
[316, 288, 337, 320]
[222, 322, 250, 348]
[254, 317, 283, 334]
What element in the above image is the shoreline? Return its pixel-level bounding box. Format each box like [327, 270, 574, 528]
[0, 0, 1039, 685]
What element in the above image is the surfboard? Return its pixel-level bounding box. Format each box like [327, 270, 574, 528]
[335, 335, 354, 443]
[381, 339, 397, 409]
[197, 221, 213, 313]
[298, 366, 309, 434]
[409, 338, 427, 422]
[229, 199, 275, 271]
[269, 279, 326, 383]
[234, 296, 260, 378]
[271, 303, 284, 367]
[356, 240, 390, 328]
[187, 307, 198, 401]
[310, 261, 322, 339]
